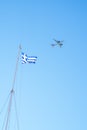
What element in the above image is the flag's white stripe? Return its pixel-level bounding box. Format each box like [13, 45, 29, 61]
[27, 60, 36, 62]
[27, 59, 37, 61]
[28, 58, 37, 60]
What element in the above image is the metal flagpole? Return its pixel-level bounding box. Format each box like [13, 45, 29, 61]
[4, 44, 21, 130]
[12, 44, 22, 90]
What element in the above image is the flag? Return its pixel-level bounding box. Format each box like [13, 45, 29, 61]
[21, 52, 37, 64]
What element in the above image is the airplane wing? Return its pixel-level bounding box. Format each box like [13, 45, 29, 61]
[51, 43, 58, 46]
[51, 44, 56, 46]
[53, 39, 58, 42]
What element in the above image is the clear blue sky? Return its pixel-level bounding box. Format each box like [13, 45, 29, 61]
[0, 1, 87, 130]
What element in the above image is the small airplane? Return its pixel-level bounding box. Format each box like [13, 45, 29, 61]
[51, 39, 64, 47]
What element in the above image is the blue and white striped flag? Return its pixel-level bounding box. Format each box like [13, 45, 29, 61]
[21, 52, 37, 64]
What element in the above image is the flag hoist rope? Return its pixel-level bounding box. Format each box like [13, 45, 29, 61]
[4, 45, 21, 130]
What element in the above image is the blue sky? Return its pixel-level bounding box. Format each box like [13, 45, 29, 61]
[0, 1, 87, 130]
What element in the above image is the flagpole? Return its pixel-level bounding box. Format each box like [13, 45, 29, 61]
[12, 44, 22, 90]
[4, 44, 21, 130]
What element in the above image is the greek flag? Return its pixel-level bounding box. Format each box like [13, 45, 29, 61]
[21, 52, 37, 64]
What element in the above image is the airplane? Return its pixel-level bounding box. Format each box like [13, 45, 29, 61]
[51, 39, 64, 47]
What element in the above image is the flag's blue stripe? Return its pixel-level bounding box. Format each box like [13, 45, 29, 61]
[27, 56, 37, 58]
[27, 61, 36, 63]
